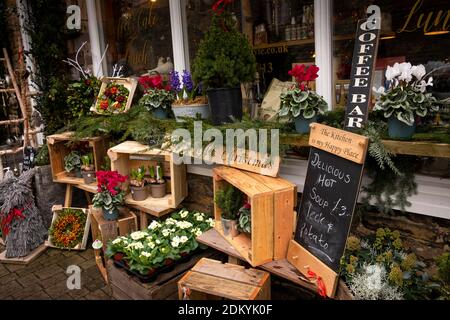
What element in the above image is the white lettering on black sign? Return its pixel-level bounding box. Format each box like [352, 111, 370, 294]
[294, 148, 363, 271]
[344, 12, 380, 131]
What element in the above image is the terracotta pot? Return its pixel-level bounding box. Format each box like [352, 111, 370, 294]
[82, 170, 96, 184]
[130, 185, 148, 201]
[151, 182, 166, 198]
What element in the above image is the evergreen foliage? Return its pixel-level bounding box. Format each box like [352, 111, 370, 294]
[192, 12, 256, 89]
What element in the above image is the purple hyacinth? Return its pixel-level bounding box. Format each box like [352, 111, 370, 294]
[169, 70, 181, 92]
[182, 70, 194, 92]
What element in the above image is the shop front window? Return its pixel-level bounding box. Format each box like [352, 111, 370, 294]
[332, 0, 450, 109]
[98, 0, 174, 77]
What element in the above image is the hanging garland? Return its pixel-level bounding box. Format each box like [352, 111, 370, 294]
[49, 208, 87, 249]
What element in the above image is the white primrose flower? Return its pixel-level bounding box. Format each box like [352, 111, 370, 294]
[193, 228, 203, 237]
[141, 251, 152, 258]
[180, 236, 189, 244]
[162, 229, 171, 237]
[128, 242, 144, 250]
[165, 218, 176, 226]
[196, 215, 204, 222]
[180, 210, 189, 218]
[171, 236, 181, 248]
[130, 231, 147, 241]
[177, 221, 193, 229]
[148, 241, 156, 249]
[207, 218, 215, 228]
[112, 238, 122, 245]
[156, 239, 161, 245]
[149, 220, 161, 230]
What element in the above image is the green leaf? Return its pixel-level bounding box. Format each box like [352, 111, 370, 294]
[303, 108, 316, 119]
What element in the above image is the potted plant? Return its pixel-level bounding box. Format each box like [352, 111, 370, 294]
[169, 70, 210, 122]
[215, 184, 243, 237]
[129, 166, 148, 201]
[80, 153, 95, 184]
[150, 164, 166, 198]
[138, 74, 175, 119]
[237, 202, 251, 234]
[92, 171, 127, 221]
[192, 0, 256, 124]
[373, 62, 439, 139]
[64, 151, 82, 177]
[278, 64, 328, 134]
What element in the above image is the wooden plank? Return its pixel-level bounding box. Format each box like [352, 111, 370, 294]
[251, 192, 274, 266]
[125, 194, 177, 215]
[287, 240, 338, 298]
[178, 271, 260, 300]
[64, 184, 73, 207]
[272, 189, 296, 260]
[382, 140, 450, 158]
[191, 258, 268, 287]
[309, 123, 369, 164]
[0, 147, 24, 156]
[213, 166, 272, 197]
[0, 244, 47, 265]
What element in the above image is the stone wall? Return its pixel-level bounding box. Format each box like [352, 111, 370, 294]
[183, 172, 450, 272]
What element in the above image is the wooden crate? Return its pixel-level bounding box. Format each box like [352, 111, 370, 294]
[89, 206, 138, 283]
[108, 141, 188, 212]
[45, 205, 91, 251]
[47, 132, 109, 185]
[178, 258, 271, 300]
[213, 166, 296, 267]
[106, 250, 218, 300]
[91, 77, 137, 115]
[89, 206, 138, 252]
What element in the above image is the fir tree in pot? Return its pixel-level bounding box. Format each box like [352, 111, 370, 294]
[192, 0, 256, 125]
[215, 184, 243, 237]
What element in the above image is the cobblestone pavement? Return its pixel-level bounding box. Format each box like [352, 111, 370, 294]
[0, 244, 113, 300]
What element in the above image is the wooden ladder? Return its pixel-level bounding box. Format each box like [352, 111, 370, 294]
[0, 47, 30, 179]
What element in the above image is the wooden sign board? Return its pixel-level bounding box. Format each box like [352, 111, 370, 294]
[288, 123, 368, 297]
[344, 18, 380, 131]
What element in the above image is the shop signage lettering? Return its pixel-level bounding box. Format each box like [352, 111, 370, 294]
[344, 12, 380, 130]
[294, 124, 368, 271]
[398, 0, 450, 34]
[254, 45, 288, 56]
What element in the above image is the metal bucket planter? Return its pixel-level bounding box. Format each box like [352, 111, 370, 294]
[221, 218, 240, 238]
[172, 103, 211, 122]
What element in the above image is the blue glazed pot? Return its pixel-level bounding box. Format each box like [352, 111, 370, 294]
[388, 117, 416, 139]
[103, 208, 119, 221]
[294, 115, 317, 134]
[152, 108, 169, 119]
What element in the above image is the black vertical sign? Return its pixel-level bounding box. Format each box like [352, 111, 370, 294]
[344, 18, 380, 131]
[22, 146, 37, 171]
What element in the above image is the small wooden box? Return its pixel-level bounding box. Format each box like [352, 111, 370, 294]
[178, 258, 271, 300]
[47, 132, 109, 185]
[89, 206, 138, 252]
[91, 77, 138, 115]
[108, 141, 188, 213]
[45, 205, 91, 251]
[213, 166, 296, 267]
[107, 250, 217, 300]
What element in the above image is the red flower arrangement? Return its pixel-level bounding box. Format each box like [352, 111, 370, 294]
[289, 64, 320, 91]
[138, 74, 171, 92]
[96, 171, 127, 195]
[95, 82, 130, 114]
[49, 209, 87, 249]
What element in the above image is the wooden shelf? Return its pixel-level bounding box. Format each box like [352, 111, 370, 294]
[125, 194, 176, 217]
[54, 172, 85, 185]
[280, 134, 450, 158]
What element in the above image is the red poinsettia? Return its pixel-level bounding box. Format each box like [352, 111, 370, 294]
[96, 171, 127, 196]
[288, 64, 320, 91]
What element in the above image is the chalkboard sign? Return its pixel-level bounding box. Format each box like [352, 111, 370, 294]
[22, 146, 37, 171]
[294, 147, 363, 271]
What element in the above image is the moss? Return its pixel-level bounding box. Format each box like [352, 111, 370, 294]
[346, 236, 361, 252]
[393, 238, 403, 251]
[401, 253, 417, 272]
